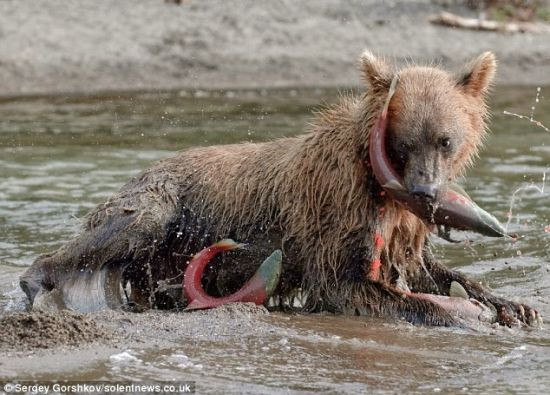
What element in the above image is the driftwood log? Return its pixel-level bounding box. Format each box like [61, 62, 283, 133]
[430, 11, 550, 34]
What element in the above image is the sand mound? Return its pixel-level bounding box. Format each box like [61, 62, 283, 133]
[0, 311, 110, 350]
[199, 302, 269, 318]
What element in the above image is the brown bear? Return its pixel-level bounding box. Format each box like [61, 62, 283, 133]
[20, 50, 540, 326]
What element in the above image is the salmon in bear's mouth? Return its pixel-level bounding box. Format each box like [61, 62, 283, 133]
[368, 76, 510, 238]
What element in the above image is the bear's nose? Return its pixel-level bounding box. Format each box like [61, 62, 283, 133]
[410, 184, 438, 201]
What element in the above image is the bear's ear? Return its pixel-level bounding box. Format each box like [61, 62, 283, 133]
[456, 52, 496, 98]
[360, 50, 392, 92]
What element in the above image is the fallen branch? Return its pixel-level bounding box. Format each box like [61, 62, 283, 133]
[430, 11, 550, 34]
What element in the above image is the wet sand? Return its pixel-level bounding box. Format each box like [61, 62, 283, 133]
[0, 310, 109, 350]
[0, 304, 272, 377]
[1, 302, 548, 393]
[1, 0, 550, 98]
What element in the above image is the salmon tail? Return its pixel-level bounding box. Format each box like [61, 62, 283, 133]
[382, 75, 399, 116]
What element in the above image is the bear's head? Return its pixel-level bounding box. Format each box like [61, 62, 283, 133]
[361, 51, 496, 203]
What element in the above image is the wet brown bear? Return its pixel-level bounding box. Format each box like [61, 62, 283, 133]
[20, 50, 540, 326]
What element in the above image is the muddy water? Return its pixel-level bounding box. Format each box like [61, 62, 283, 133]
[0, 87, 549, 393]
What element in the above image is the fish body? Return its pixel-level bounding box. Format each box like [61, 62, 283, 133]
[184, 239, 282, 310]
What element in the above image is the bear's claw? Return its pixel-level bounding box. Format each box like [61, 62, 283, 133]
[494, 300, 542, 327]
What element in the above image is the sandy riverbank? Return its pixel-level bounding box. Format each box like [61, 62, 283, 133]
[0, 304, 275, 378]
[1, 0, 549, 97]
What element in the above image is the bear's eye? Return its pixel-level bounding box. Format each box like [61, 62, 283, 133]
[440, 138, 452, 150]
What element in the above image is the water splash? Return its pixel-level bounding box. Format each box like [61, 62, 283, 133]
[504, 87, 549, 232]
[505, 171, 547, 231]
[503, 87, 549, 133]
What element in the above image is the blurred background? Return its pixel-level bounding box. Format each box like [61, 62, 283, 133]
[0, 0, 550, 96]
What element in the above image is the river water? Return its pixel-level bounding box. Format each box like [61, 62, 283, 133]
[0, 87, 549, 393]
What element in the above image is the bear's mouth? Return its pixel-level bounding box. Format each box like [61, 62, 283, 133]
[410, 192, 440, 221]
[368, 76, 509, 238]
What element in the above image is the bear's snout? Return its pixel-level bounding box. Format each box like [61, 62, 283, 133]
[410, 183, 439, 202]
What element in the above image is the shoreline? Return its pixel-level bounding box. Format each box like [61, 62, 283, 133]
[1, 0, 549, 98]
[0, 83, 547, 105]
